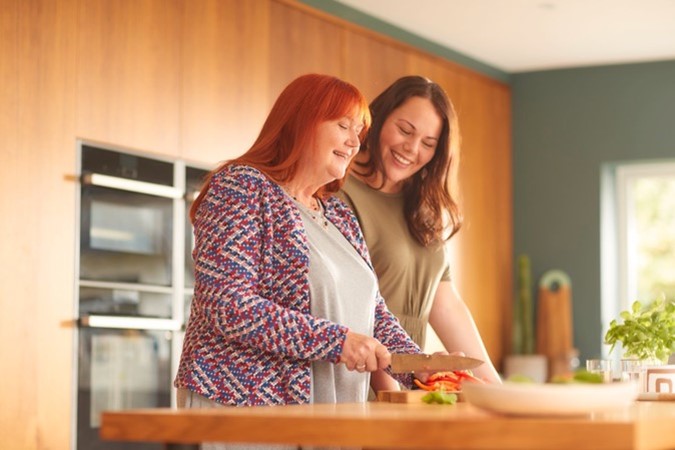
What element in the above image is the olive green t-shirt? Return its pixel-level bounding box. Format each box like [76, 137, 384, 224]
[338, 175, 451, 348]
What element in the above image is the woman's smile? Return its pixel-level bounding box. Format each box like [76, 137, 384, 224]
[390, 149, 413, 166]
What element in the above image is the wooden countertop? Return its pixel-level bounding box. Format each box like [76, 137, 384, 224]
[101, 401, 675, 449]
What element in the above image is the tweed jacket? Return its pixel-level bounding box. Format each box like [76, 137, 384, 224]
[174, 164, 420, 406]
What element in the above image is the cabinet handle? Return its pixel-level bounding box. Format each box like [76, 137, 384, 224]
[81, 173, 183, 199]
[79, 315, 182, 331]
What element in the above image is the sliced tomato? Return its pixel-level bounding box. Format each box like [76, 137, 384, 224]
[416, 369, 485, 392]
[456, 371, 485, 384]
[415, 378, 461, 392]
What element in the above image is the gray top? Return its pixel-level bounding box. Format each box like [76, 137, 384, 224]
[293, 197, 377, 405]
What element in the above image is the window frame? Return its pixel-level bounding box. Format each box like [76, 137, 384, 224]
[601, 160, 675, 358]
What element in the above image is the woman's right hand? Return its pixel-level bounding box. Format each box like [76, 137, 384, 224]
[340, 331, 391, 373]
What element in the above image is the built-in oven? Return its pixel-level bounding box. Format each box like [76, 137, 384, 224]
[76, 327, 173, 450]
[74, 143, 208, 449]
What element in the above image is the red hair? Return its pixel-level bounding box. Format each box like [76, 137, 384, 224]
[190, 74, 371, 222]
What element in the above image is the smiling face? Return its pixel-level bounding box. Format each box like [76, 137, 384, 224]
[298, 114, 364, 189]
[376, 96, 442, 193]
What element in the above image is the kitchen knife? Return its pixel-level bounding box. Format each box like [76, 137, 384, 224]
[390, 353, 483, 373]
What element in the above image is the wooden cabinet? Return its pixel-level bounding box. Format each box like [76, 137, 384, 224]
[342, 30, 409, 100]
[269, 1, 344, 97]
[181, 0, 271, 164]
[451, 74, 513, 358]
[76, 0, 182, 155]
[2, 0, 79, 448]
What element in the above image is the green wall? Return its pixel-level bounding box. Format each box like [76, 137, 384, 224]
[512, 60, 675, 361]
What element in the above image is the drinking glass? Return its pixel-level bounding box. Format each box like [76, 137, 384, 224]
[620, 359, 642, 383]
[586, 359, 613, 382]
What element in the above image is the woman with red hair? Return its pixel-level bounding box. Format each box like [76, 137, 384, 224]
[174, 75, 423, 435]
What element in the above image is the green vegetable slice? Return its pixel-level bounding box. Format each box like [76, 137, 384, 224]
[421, 391, 458, 405]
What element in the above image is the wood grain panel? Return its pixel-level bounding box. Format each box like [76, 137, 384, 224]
[0, 0, 22, 445]
[453, 73, 495, 353]
[269, 1, 343, 99]
[98, 402, 675, 450]
[451, 73, 512, 367]
[0, 0, 16, 149]
[342, 30, 409, 101]
[76, 0, 181, 155]
[406, 52, 464, 101]
[490, 83, 513, 358]
[181, 0, 271, 165]
[3, 1, 78, 449]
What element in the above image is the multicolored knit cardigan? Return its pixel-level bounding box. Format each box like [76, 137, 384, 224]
[174, 164, 421, 406]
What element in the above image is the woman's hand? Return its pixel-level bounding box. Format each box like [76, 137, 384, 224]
[340, 331, 391, 373]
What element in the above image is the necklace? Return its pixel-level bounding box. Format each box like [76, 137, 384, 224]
[280, 184, 330, 229]
[291, 195, 329, 230]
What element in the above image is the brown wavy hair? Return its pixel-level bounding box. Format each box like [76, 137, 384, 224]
[353, 75, 462, 246]
[190, 74, 371, 222]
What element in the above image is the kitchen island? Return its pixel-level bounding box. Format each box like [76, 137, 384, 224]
[101, 401, 675, 449]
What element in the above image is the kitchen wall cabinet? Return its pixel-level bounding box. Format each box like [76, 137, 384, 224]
[181, 0, 271, 164]
[1, 0, 78, 448]
[76, 0, 182, 155]
[451, 74, 513, 353]
[269, 1, 345, 98]
[0, 0, 511, 448]
[343, 30, 410, 100]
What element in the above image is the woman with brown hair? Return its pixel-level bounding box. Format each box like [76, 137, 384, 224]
[340, 75, 501, 387]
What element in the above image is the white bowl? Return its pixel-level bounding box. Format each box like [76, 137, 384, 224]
[462, 381, 638, 416]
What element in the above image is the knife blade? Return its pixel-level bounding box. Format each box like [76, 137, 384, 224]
[390, 353, 484, 373]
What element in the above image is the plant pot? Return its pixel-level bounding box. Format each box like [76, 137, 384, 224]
[620, 358, 673, 394]
[503, 354, 548, 383]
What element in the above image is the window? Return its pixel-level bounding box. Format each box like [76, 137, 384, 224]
[601, 161, 675, 356]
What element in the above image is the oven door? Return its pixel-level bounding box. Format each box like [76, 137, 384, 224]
[80, 184, 175, 287]
[76, 324, 175, 450]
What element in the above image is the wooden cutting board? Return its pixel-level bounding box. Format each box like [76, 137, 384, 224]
[376, 390, 464, 403]
[637, 392, 675, 401]
[536, 270, 575, 379]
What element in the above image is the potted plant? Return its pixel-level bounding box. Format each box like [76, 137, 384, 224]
[604, 296, 675, 365]
[514, 254, 535, 355]
[503, 254, 548, 382]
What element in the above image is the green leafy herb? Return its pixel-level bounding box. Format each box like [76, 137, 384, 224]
[604, 296, 675, 363]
